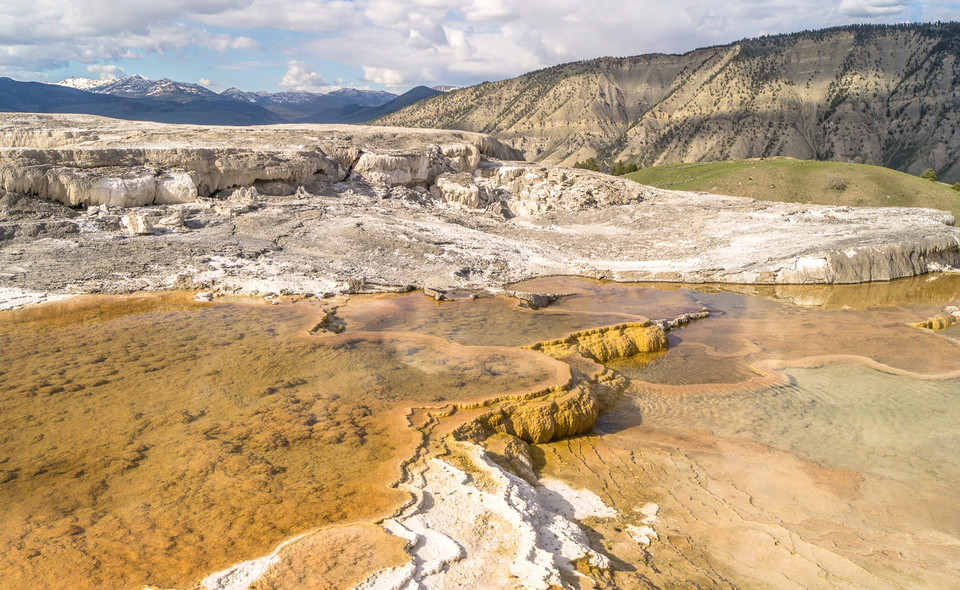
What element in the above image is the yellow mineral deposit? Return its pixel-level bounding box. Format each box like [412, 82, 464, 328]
[913, 309, 960, 331]
[527, 322, 668, 363]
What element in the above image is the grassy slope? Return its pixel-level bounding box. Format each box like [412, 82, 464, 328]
[626, 158, 960, 219]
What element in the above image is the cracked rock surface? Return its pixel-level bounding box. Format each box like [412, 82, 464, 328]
[1, 114, 959, 309]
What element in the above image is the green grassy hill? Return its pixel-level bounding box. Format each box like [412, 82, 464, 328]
[626, 158, 960, 219]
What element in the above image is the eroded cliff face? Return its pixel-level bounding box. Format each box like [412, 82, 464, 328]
[0, 114, 521, 208]
[378, 24, 960, 182]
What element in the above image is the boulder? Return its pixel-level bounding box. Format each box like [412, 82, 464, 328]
[120, 213, 155, 235]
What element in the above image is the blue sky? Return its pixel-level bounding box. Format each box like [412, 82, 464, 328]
[1, 0, 958, 93]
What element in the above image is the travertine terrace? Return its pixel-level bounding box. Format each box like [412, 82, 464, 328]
[1, 114, 958, 309]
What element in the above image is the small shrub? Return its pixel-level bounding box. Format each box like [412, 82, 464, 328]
[952, 181, 960, 192]
[921, 168, 938, 181]
[828, 175, 847, 191]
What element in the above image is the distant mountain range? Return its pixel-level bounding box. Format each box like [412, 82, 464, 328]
[0, 77, 283, 125]
[296, 86, 445, 124]
[0, 74, 442, 126]
[59, 75, 222, 103]
[378, 22, 960, 182]
[218, 85, 398, 121]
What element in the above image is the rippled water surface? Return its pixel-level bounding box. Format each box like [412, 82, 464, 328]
[535, 274, 960, 589]
[2, 275, 960, 589]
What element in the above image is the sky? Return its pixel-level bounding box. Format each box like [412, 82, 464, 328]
[1, 0, 958, 94]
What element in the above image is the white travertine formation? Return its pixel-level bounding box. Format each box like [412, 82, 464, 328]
[0, 113, 524, 208]
[2, 113, 959, 312]
[355, 443, 616, 590]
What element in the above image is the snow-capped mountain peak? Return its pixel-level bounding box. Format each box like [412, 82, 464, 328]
[94, 76, 220, 101]
[56, 77, 115, 91]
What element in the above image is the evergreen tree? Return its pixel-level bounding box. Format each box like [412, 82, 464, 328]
[573, 158, 601, 172]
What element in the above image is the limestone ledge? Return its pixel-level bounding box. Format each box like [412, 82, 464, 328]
[771, 237, 960, 284]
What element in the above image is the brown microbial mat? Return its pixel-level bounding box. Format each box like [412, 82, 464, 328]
[0, 292, 569, 589]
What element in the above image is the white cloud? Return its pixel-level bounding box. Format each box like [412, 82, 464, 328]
[86, 64, 125, 79]
[1, 0, 958, 89]
[193, 0, 365, 32]
[362, 65, 408, 86]
[0, 1, 262, 79]
[838, 0, 909, 18]
[199, 77, 212, 86]
[279, 59, 335, 91]
[462, 0, 517, 22]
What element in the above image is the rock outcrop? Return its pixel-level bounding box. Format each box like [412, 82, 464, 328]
[0, 114, 642, 217]
[774, 238, 960, 284]
[0, 114, 647, 217]
[454, 385, 601, 445]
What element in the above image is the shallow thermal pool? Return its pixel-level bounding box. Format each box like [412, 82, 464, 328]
[1, 275, 959, 589]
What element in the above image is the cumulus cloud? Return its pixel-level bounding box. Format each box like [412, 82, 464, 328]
[192, 0, 365, 33]
[279, 59, 333, 91]
[0, 1, 262, 79]
[86, 64, 125, 80]
[462, 0, 518, 22]
[300, 0, 864, 87]
[362, 65, 408, 86]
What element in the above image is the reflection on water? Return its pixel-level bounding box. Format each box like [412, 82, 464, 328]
[604, 337, 757, 385]
[2, 275, 960, 589]
[338, 289, 660, 348]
